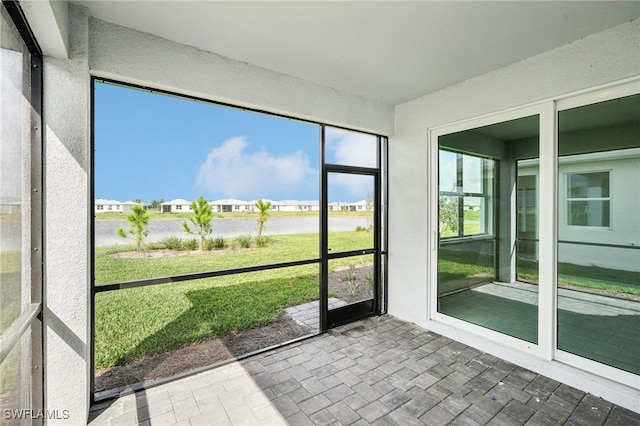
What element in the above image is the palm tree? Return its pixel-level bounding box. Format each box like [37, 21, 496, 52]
[117, 204, 149, 252]
[254, 198, 272, 238]
[183, 196, 213, 250]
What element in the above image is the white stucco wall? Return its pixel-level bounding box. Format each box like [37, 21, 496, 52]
[43, 4, 90, 424]
[389, 18, 640, 410]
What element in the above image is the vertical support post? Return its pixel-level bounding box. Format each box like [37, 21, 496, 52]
[538, 101, 557, 360]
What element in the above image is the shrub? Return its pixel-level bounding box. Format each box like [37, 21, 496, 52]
[160, 236, 183, 250]
[365, 270, 374, 290]
[344, 264, 358, 296]
[256, 235, 271, 248]
[146, 242, 164, 251]
[236, 235, 252, 249]
[183, 238, 198, 251]
[355, 225, 367, 232]
[205, 237, 226, 250]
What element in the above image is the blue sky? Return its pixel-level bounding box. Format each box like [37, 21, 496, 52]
[95, 82, 377, 203]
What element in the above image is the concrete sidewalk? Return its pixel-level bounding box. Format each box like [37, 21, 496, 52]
[88, 315, 639, 425]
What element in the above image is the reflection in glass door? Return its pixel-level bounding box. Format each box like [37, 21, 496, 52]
[437, 114, 540, 343]
[556, 94, 640, 375]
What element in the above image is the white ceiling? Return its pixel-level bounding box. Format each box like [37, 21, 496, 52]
[72, 1, 640, 105]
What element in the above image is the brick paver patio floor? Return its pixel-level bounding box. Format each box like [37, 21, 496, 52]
[88, 315, 639, 425]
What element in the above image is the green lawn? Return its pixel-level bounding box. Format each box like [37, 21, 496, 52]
[94, 231, 374, 369]
[95, 267, 319, 369]
[96, 232, 371, 285]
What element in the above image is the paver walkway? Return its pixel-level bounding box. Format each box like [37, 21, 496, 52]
[285, 298, 347, 332]
[88, 315, 639, 425]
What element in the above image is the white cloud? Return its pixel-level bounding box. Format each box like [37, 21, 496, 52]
[195, 137, 317, 199]
[329, 173, 373, 200]
[325, 128, 377, 199]
[325, 127, 377, 168]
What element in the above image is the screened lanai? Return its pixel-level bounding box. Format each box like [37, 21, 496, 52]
[1, 1, 639, 423]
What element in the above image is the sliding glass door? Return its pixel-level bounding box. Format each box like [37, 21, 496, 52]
[436, 114, 540, 344]
[430, 80, 639, 386]
[556, 93, 640, 376]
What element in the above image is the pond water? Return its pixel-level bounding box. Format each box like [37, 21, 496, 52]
[94, 216, 370, 247]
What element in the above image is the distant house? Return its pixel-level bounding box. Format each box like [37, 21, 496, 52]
[328, 202, 346, 211]
[209, 199, 255, 213]
[94, 198, 124, 213]
[275, 200, 320, 212]
[351, 200, 372, 212]
[209, 199, 323, 213]
[328, 201, 371, 212]
[121, 201, 146, 213]
[95, 199, 146, 214]
[161, 198, 193, 213]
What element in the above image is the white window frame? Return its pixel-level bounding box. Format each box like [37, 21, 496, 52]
[438, 149, 493, 240]
[554, 80, 639, 387]
[565, 170, 612, 228]
[428, 102, 550, 358]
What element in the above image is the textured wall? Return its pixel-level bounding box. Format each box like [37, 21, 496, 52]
[388, 18, 640, 326]
[88, 18, 393, 135]
[43, 4, 90, 424]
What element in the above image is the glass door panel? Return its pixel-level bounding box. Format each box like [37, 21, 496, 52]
[557, 94, 640, 375]
[437, 115, 540, 343]
[327, 173, 375, 253]
[323, 169, 379, 329]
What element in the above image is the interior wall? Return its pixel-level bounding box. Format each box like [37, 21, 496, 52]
[388, 18, 640, 327]
[42, 5, 394, 423]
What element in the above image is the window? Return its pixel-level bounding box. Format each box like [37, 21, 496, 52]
[438, 150, 493, 238]
[566, 171, 610, 227]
